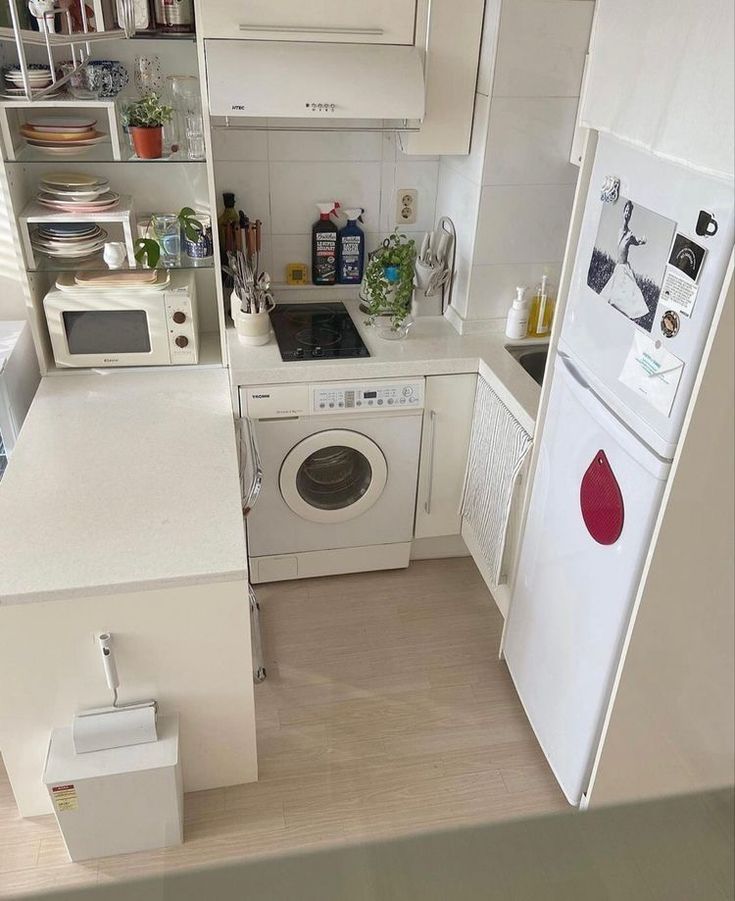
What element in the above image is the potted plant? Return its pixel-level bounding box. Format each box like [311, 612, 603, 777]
[123, 92, 173, 159]
[362, 230, 416, 339]
[134, 207, 203, 268]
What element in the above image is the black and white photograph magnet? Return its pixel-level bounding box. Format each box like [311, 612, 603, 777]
[587, 196, 676, 333]
[660, 310, 680, 338]
[668, 233, 707, 281]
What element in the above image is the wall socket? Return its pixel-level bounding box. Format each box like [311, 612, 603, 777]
[396, 188, 418, 226]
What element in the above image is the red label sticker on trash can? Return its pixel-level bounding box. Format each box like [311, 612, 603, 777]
[580, 450, 624, 545]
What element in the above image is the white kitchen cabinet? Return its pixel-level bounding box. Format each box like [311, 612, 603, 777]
[200, 0, 417, 45]
[415, 374, 477, 539]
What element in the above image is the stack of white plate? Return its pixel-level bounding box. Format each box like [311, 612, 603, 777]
[36, 172, 119, 212]
[31, 221, 108, 260]
[2, 65, 62, 99]
[20, 116, 105, 154]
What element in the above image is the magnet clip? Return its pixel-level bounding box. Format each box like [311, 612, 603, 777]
[600, 176, 620, 204]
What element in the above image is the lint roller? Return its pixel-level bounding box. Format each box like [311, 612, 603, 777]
[72, 632, 158, 754]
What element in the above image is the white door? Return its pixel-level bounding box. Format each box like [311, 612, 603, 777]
[280, 429, 387, 525]
[503, 356, 670, 805]
[415, 374, 477, 539]
[200, 0, 417, 44]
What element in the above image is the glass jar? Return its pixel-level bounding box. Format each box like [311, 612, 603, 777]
[151, 214, 181, 268]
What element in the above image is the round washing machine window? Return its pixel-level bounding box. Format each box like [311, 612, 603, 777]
[279, 429, 388, 524]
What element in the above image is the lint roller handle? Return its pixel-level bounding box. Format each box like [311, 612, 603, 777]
[97, 632, 120, 693]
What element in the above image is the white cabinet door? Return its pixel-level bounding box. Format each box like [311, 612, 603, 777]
[415, 374, 476, 539]
[200, 1, 417, 45]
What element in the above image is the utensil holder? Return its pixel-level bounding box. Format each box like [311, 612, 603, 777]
[231, 292, 273, 346]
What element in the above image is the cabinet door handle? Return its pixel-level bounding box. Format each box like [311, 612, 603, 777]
[238, 24, 385, 35]
[424, 410, 437, 515]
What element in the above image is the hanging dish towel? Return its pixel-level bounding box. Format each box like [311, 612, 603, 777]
[461, 379, 533, 585]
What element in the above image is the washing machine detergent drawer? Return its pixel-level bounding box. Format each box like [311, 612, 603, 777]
[248, 413, 423, 557]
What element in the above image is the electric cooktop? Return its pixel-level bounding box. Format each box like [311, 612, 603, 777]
[270, 302, 371, 361]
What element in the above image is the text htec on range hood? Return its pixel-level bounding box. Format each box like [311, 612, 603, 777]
[205, 40, 425, 120]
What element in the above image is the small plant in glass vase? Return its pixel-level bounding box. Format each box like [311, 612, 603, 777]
[123, 92, 173, 160]
[135, 208, 203, 268]
[363, 230, 416, 340]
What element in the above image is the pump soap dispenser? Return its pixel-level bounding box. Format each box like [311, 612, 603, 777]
[505, 286, 530, 340]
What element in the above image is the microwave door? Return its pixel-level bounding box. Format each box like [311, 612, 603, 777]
[47, 301, 171, 368]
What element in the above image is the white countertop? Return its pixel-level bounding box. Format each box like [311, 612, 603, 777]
[0, 369, 246, 605]
[228, 302, 545, 432]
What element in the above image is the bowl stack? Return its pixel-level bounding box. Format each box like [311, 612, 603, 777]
[36, 172, 120, 212]
[2, 64, 62, 99]
[20, 115, 106, 155]
[31, 221, 109, 261]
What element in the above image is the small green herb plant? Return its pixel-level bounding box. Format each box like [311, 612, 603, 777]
[134, 207, 204, 268]
[123, 92, 174, 129]
[363, 230, 416, 331]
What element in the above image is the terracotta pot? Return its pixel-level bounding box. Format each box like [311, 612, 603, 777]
[130, 125, 163, 159]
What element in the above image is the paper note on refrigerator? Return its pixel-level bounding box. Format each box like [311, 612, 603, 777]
[619, 331, 684, 417]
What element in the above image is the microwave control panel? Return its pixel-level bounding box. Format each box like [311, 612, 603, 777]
[165, 289, 198, 365]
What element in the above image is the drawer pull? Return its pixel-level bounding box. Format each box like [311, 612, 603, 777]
[238, 24, 385, 35]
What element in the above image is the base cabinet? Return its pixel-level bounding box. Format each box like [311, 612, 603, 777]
[415, 373, 477, 539]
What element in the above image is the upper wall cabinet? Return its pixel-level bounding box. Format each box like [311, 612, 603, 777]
[199, 0, 418, 45]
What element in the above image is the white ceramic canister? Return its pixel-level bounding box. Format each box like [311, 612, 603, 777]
[231, 292, 273, 346]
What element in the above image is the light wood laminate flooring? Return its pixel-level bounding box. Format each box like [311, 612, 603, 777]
[0, 559, 566, 897]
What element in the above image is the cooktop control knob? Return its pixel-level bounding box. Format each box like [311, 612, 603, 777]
[172, 311, 186, 324]
[313, 346, 323, 357]
[175, 336, 189, 348]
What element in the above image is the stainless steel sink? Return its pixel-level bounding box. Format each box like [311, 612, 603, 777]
[506, 345, 549, 386]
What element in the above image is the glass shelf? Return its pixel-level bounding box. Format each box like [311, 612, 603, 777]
[6, 145, 207, 164]
[28, 256, 215, 273]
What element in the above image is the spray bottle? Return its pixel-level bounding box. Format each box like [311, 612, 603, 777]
[311, 202, 339, 285]
[338, 209, 365, 284]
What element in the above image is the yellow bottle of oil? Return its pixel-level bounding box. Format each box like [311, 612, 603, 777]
[527, 274, 555, 338]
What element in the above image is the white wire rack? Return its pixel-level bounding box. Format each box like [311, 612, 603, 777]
[0, 0, 130, 101]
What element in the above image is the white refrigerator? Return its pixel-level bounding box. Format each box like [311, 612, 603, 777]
[503, 135, 734, 805]
[0, 321, 39, 479]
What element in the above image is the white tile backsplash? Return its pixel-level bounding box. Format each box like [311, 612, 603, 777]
[436, 162, 483, 319]
[212, 128, 268, 162]
[441, 93, 491, 186]
[466, 261, 563, 320]
[493, 0, 594, 98]
[483, 97, 580, 185]
[214, 160, 272, 230]
[474, 183, 576, 265]
[268, 160, 382, 234]
[268, 130, 383, 162]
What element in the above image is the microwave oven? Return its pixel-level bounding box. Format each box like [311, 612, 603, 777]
[43, 272, 199, 368]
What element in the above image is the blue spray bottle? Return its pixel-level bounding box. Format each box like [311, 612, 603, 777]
[338, 209, 365, 284]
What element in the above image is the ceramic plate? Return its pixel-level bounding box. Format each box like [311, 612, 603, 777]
[40, 172, 105, 188]
[24, 116, 97, 131]
[20, 127, 101, 143]
[25, 134, 108, 149]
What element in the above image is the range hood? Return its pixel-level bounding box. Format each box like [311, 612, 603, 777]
[205, 40, 425, 120]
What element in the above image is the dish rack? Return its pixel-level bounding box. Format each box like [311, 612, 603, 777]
[0, 0, 132, 102]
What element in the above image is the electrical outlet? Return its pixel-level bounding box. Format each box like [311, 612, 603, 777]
[396, 188, 418, 226]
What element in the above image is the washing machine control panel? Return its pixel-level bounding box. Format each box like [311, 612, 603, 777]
[312, 380, 424, 413]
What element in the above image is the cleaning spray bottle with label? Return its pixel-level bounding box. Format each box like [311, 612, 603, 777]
[312, 202, 339, 285]
[338, 209, 365, 284]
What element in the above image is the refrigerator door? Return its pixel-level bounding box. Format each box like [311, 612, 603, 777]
[503, 355, 670, 805]
[560, 134, 734, 459]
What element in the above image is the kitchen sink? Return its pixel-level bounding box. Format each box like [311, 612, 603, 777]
[506, 345, 549, 386]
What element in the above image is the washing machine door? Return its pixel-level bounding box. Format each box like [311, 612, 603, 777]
[279, 429, 388, 524]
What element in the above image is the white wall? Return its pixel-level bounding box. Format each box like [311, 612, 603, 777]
[439, 0, 594, 329]
[212, 128, 440, 286]
[0, 172, 26, 320]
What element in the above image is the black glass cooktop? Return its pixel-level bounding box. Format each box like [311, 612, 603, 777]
[270, 302, 370, 362]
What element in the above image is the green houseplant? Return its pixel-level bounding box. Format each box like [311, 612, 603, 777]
[123, 92, 173, 160]
[362, 230, 416, 338]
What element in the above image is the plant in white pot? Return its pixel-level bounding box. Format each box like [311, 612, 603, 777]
[123, 92, 173, 160]
[362, 230, 416, 339]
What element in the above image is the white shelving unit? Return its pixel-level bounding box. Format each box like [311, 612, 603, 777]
[0, 11, 228, 377]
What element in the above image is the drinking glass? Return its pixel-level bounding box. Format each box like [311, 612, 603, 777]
[152, 214, 181, 268]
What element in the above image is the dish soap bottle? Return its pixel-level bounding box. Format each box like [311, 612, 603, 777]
[528, 274, 555, 338]
[312, 202, 338, 285]
[338, 209, 365, 284]
[505, 286, 530, 340]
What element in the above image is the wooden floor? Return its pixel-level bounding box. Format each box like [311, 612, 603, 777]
[0, 558, 567, 897]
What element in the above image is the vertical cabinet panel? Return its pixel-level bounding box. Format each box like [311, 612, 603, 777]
[415, 373, 477, 539]
[200, 0, 417, 45]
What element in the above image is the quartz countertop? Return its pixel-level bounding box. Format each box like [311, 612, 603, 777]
[0, 369, 246, 605]
[228, 302, 546, 433]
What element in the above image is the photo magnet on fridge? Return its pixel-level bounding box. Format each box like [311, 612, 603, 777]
[586, 196, 676, 333]
[659, 233, 707, 319]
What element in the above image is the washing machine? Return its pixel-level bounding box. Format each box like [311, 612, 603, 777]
[240, 378, 424, 583]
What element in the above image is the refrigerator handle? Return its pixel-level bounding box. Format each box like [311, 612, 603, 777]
[558, 351, 592, 391]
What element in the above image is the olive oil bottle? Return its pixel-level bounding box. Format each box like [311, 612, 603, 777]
[527, 274, 555, 338]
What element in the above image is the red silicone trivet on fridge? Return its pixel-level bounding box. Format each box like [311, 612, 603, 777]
[580, 450, 624, 545]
